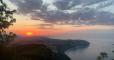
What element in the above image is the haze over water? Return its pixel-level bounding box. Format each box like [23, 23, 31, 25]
[5, 0, 114, 60]
[52, 29, 114, 60]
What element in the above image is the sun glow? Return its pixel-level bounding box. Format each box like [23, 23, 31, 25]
[26, 32, 33, 36]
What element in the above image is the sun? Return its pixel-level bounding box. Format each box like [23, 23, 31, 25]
[26, 32, 33, 36]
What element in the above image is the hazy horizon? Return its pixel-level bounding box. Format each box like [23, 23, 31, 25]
[1, 0, 114, 60]
[3, 0, 114, 37]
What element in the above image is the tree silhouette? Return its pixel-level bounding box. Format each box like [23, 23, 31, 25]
[96, 52, 108, 60]
[0, 0, 16, 43]
[97, 45, 114, 60]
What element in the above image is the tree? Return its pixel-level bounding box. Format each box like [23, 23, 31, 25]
[0, 0, 16, 43]
[96, 52, 108, 60]
[96, 45, 114, 60]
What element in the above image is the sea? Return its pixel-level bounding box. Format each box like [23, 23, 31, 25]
[52, 29, 114, 60]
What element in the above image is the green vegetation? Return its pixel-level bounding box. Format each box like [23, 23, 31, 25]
[0, 0, 54, 60]
[0, 1, 71, 60]
[96, 52, 108, 60]
[0, 0, 89, 60]
[0, 44, 59, 60]
[96, 45, 114, 60]
[0, 0, 16, 43]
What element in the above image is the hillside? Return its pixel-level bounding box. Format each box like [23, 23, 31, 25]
[9, 36, 89, 60]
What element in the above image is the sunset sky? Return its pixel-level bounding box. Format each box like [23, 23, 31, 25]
[4, 0, 114, 36]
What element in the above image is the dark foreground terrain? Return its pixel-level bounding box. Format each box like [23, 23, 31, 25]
[0, 37, 89, 60]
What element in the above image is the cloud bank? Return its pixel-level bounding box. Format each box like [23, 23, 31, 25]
[10, 0, 114, 25]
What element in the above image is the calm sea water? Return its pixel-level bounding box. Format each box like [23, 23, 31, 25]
[52, 29, 114, 60]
